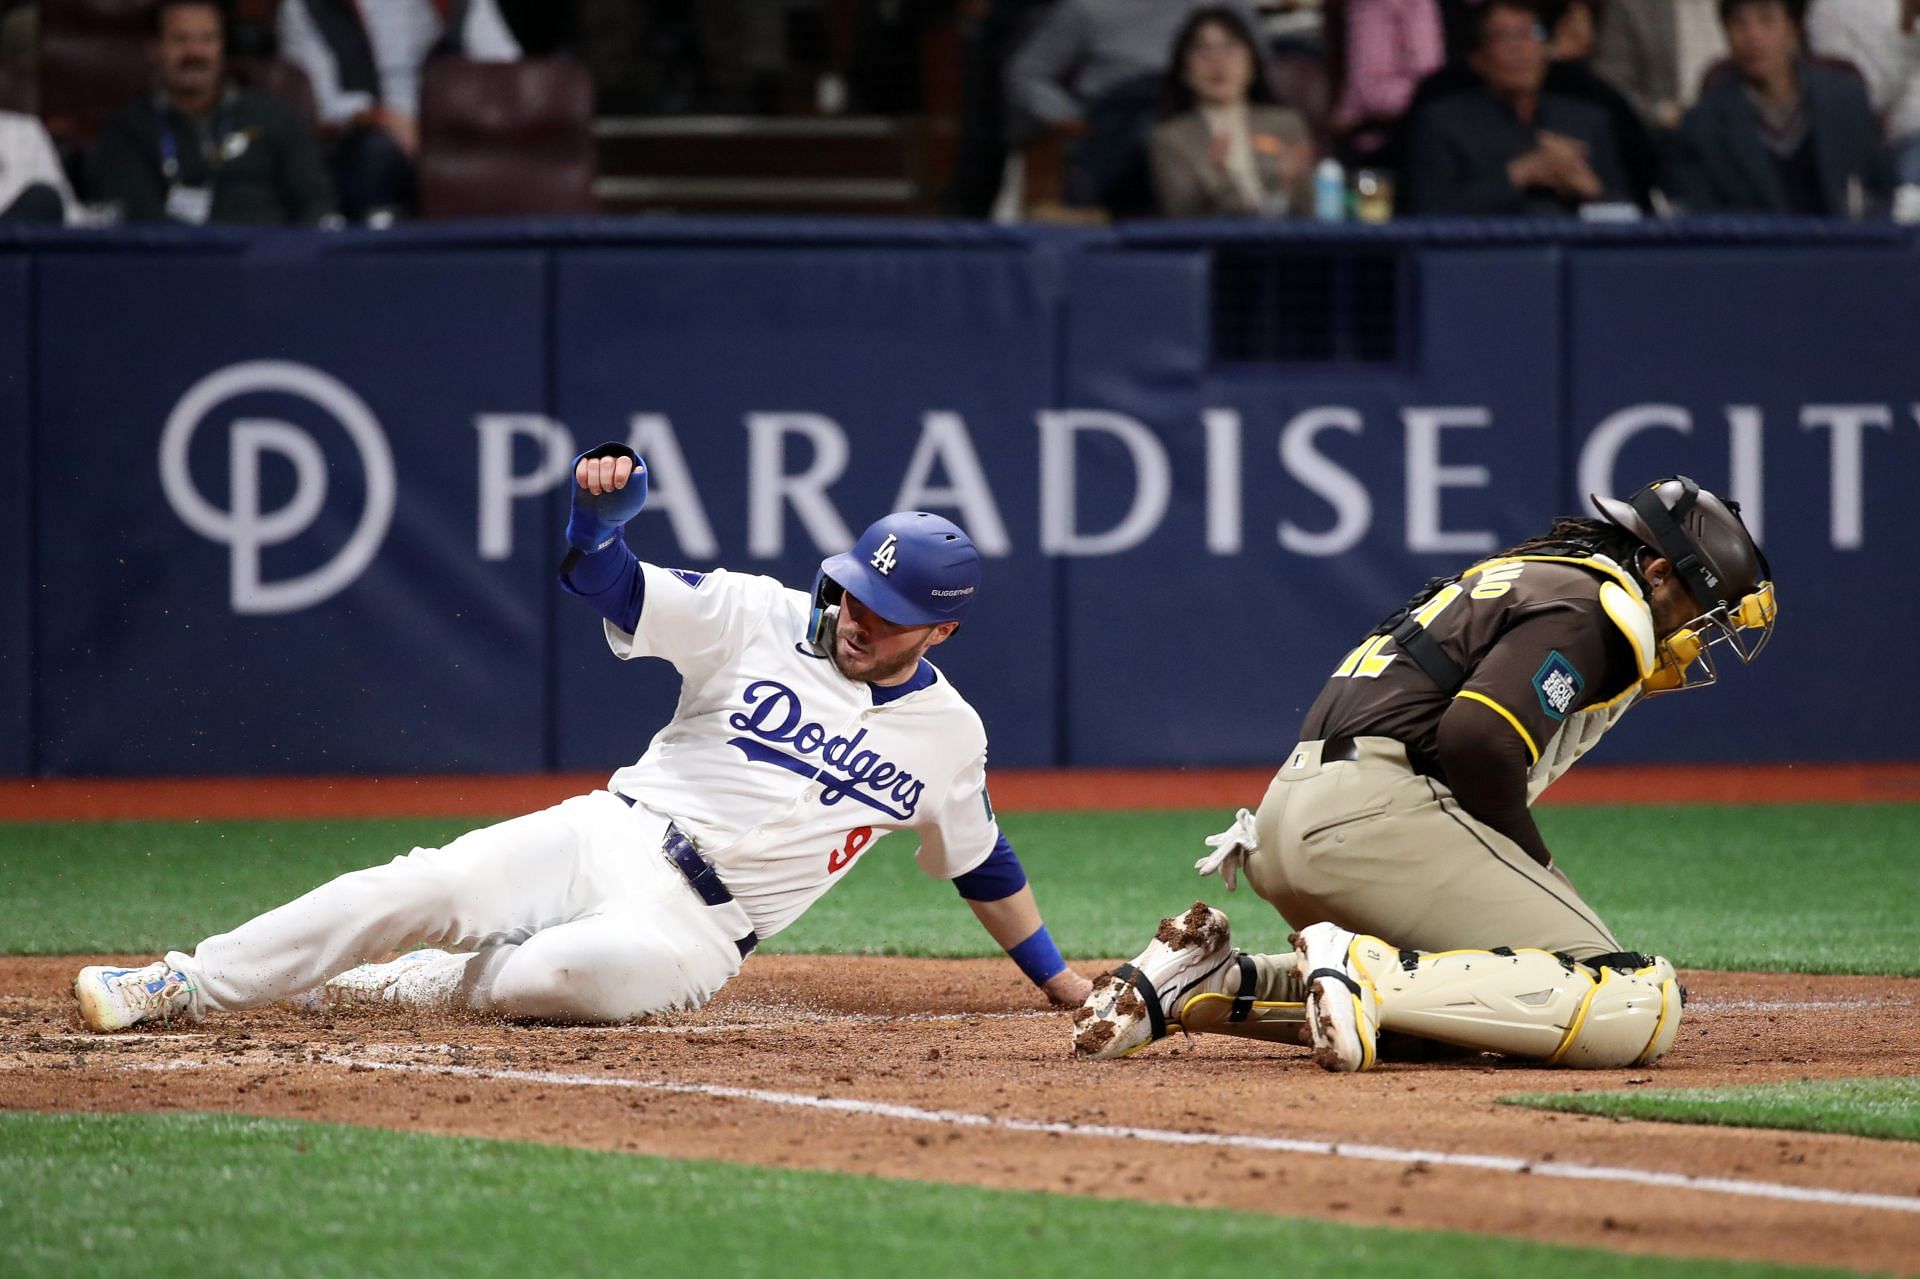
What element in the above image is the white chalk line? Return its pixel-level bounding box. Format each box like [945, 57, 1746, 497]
[1690, 997, 1911, 1013]
[16, 1010, 1051, 1050]
[571, 1009, 1052, 1034]
[104, 1051, 1919, 1218]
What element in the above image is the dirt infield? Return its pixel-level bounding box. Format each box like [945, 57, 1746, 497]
[5, 762, 1920, 821]
[6, 956, 1916, 1273]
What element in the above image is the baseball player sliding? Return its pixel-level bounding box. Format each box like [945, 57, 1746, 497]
[77, 443, 1094, 1030]
[1076, 476, 1776, 1071]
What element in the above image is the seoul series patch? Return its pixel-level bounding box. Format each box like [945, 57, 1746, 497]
[1533, 651, 1584, 721]
[666, 568, 708, 589]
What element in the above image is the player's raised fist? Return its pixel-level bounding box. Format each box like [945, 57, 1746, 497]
[565, 443, 649, 553]
[577, 450, 636, 495]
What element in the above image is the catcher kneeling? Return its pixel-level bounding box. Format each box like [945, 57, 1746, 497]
[1075, 476, 1775, 1070]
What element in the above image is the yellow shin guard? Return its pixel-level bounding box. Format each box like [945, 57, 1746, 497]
[1351, 938, 1683, 1067]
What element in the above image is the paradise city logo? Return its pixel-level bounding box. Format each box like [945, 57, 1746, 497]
[160, 359, 1892, 615]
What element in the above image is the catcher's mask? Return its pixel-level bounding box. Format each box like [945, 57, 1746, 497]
[1590, 475, 1776, 695]
[806, 512, 981, 657]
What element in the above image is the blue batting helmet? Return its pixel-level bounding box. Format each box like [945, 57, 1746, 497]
[811, 512, 981, 629]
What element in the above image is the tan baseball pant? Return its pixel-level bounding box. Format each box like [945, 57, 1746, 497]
[1242, 736, 1621, 961]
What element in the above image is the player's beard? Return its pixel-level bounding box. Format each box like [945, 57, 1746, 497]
[832, 630, 925, 686]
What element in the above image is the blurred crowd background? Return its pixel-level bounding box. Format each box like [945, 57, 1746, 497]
[0, 0, 1916, 226]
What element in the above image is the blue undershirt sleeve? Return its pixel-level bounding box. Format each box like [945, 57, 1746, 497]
[952, 831, 1027, 902]
[559, 538, 646, 634]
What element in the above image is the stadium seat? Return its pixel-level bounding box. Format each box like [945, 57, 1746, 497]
[1269, 46, 1334, 152]
[417, 57, 597, 220]
[0, 61, 33, 115]
[37, 0, 151, 146]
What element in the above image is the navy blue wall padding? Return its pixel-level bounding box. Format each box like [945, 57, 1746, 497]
[4, 219, 1916, 774]
[1051, 248, 1569, 764]
[1562, 246, 1920, 763]
[30, 252, 552, 774]
[0, 257, 30, 773]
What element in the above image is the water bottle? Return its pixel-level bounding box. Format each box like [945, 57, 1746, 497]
[1314, 158, 1347, 222]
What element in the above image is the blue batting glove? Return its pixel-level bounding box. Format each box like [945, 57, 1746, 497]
[567, 443, 649, 553]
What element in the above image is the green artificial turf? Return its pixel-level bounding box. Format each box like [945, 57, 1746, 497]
[0, 818, 469, 955]
[0, 1111, 1870, 1279]
[0, 804, 1914, 973]
[1504, 1076, 1920, 1143]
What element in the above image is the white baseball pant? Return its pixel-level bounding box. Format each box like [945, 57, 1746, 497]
[170, 791, 750, 1022]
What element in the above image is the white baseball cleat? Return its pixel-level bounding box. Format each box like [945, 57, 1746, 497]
[1293, 922, 1382, 1072]
[74, 961, 199, 1032]
[294, 949, 466, 1011]
[1073, 902, 1236, 1059]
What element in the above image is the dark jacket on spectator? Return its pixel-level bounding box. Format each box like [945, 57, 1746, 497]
[1407, 59, 1659, 209]
[1669, 61, 1894, 216]
[93, 86, 334, 224]
[1401, 86, 1632, 215]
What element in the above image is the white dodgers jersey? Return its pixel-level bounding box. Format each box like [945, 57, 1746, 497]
[604, 563, 1001, 938]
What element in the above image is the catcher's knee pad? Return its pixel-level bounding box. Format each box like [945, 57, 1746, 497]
[1373, 946, 1682, 1067]
[1552, 953, 1684, 1067]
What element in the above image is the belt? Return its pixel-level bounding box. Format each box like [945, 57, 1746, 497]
[1322, 735, 1362, 763]
[1318, 735, 1445, 782]
[616, 793, 758, 958]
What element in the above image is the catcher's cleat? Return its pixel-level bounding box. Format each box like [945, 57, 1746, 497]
[1073, 902, 1236, 1059]
[74, 960, 199, 1032]
[293, 949, 467, 1011]
[1293, 922, 1382, 1072]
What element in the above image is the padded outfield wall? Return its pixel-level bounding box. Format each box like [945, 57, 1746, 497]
[2, 218, 1915, 774]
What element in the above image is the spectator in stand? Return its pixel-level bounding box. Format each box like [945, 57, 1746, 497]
[1402, 0, 1650, 203]
[0, 110, 73, 224]
[1541, 0, 1662, 206]
[1401, 0, 1633, 213]
[1807, 0, 1920, 183]
[1329, 0, 1446, 165]
[93, 0, 334, 225]
[1150, 7, 1316, 216]
[1005, 0, 1263, 213]
[1594, 0, 1728, 130]
[1670, 0, 1893, 213]
[946, 0, 1057, 216]
[279, 0, 521, 222]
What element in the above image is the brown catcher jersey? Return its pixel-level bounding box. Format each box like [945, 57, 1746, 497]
[1300, 556, 1651, 774]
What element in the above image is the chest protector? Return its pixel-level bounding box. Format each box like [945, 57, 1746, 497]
[1391, 552, 1659, 804]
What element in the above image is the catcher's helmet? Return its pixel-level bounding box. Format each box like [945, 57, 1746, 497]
[1590, 475, 1777, 692]
[807, 512, 980, 650]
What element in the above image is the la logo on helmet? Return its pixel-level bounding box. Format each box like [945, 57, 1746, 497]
[869, 534, 900, 576]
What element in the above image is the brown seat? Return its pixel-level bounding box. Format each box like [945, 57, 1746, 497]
[37, 0, 152, 147]
[228, 55, 318, 132]
[1269, 47, 1334, 152]
[0, 61, 35, 115]
[417, 57, 597, 220]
